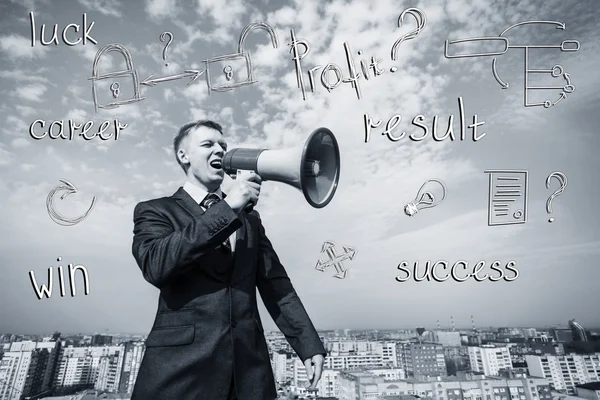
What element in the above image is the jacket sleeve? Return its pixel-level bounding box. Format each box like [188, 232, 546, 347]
[255, 212, 327, 362]
[132, 199, 243, 289]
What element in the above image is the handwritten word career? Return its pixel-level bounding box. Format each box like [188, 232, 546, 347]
[395, 260, 519, 283]
[30, 119, 127, 140]
[30, 12, 98, 46]
[364, 97, 486, 143]
[29, 257, 90, 300]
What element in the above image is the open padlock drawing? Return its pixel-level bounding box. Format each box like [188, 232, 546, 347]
[89, 43, 145, 112]
[203, 21, 279, 94]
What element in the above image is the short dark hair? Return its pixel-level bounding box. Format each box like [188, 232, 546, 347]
[173, 120, 223, 172]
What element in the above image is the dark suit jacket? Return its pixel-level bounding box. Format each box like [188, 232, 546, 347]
[130, 187, 326, 400]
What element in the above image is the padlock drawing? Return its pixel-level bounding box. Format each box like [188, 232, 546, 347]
[89, 43, 145, 112]
[203, 21, 279, 94]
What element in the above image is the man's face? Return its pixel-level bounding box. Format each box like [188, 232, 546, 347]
[179, 125, 227, 190]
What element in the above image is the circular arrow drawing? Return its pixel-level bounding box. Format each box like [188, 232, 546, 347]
[46, 179, 97, 226]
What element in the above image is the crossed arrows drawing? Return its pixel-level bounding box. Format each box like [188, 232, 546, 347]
[315, 240, 356, 279]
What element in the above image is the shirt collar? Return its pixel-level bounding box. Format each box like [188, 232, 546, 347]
[183, 181, 222, 204]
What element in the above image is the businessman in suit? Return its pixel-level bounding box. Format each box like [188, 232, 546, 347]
[130, 120, 326, 400]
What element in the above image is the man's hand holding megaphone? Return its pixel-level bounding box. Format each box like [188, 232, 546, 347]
[224, 171, 262, 214]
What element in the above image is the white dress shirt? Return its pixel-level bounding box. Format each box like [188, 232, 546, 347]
[183, 181, 237, 252]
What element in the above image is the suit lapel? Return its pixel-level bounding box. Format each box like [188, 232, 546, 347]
[173, 187, 204, 218]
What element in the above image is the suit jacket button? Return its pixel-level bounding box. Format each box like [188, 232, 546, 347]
[231, 321, 237, 328]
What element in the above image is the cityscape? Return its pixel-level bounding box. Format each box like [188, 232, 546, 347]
[0, 319, 599, 400]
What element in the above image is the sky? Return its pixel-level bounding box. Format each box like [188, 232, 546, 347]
[0, 0, 599, 335]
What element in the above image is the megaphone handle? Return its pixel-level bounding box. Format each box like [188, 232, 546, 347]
[244, 201, 255, 213]
[230, 170, 257, 213]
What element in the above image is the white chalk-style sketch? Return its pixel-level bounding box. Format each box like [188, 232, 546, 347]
[315, 240, 356, 279]
[140, 70, 204, 87]
[545, 171, 567, 223]
[90, 22, 278, 111]
[110, 82, 120, 98]
[90, 43, 145, 112]
[160, 31, 173, 66]
[444, 21, 580, 108]
[485, 170, 528, 226]
[390, 8, 427, 62]
[46, 179, 97, 226]
[404, 179, 447, 217]
[203, 21, 279, 93]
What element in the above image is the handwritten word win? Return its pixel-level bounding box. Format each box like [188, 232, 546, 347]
[29, 257, 90, 300]
[30, 119, 127, 140]
[395, 260, 519, 283]
[30, 12, 98, 46]
[364, 97, 486, 143]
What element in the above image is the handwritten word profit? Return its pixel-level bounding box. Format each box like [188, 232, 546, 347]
[30, 12, 98, 46]
[364, 97, 486, 143]
[290, 29, 370, 101]
[29, 257, 90, 300]
[30, 119, 127, 140]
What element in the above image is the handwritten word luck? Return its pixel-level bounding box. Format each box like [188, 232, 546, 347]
[30, 12, 98, 46]
[364, 97, 486, 143]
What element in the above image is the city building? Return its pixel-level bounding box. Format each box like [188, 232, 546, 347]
[0, 340, 60, 400]
[398, 342, 447, 379]
[550, 328, 574, 343]
[569, 321, 589, 343]
[117, 342, 144, 394]
[468, 345, 512, 376]
[434, 332, 463, 347]
[524, 330, 537, 341]
[525, 354, 600, 394]
[336, 371, 552, 400]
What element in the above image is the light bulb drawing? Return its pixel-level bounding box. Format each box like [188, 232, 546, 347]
[404, 179, 447, 216]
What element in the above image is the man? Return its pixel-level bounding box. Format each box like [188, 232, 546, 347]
[130, 120, 326, 400]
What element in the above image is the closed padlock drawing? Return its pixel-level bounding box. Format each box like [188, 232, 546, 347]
[203, 21, 279, 94]
[89, 43, 145, 112]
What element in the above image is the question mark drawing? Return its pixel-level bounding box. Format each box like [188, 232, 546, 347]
[390, 7, 427, 71]
[545, 171, 567, 223]
[160, 32, 174, 66]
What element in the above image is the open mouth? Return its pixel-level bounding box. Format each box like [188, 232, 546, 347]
[209, 159, 222, 170]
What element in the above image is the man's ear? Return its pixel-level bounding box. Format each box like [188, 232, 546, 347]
[177, 148, 188, 164]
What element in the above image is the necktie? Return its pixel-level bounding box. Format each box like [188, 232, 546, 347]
[200, 193, 232, 252]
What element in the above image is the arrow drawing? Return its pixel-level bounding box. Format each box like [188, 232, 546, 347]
[46, 179, 97, 226]
[492, 58, 509, 88]
[499, 20, 565, 36]
[315, 240, 356, 279]
[444, 20, 579, 108]
[141, 69, 204, 87]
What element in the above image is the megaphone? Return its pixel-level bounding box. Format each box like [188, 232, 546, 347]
[222, 127, 340, 208]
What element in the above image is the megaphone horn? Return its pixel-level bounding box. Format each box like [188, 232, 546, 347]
[222, 127, 341, 208]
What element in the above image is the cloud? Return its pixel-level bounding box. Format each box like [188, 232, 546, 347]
[0, 144, 16, 166]
[145, 0, 179, 19]
[0, 69, 50, 84]
[13, 83, 47, 102]
[11, 137, 31, 148]
[0, 35, 48, 60]
[76, 0, 122, 18]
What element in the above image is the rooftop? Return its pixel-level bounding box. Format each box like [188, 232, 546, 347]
[576, 382, 600, 390]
